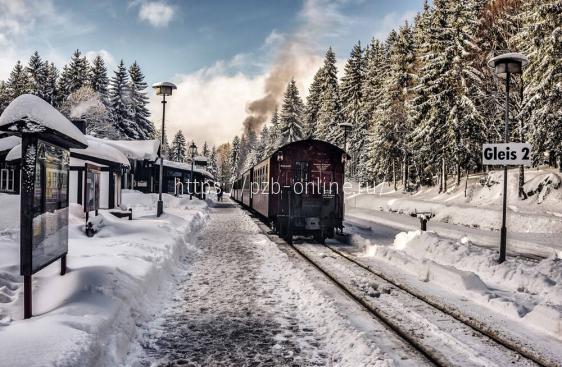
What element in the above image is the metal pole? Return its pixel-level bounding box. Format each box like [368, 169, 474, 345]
[157, 95, 166, 217]
[499, 69, 510, 263]
[190, 151, 194, 200]
[24, 275, 32, 319]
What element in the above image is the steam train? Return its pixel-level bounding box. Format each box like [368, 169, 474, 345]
[231, 139, 347, 244]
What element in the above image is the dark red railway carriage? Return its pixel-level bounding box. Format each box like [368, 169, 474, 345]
[231, 139, 347, 244]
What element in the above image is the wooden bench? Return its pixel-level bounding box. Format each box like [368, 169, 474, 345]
[109, 208, 133, 220]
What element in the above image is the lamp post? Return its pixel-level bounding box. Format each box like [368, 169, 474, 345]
[152, 81, 177, 217]
[487, 52, 528, 263]
[189, 142, 198, 200]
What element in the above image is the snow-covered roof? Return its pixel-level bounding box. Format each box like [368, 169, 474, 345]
[193, 155, 209, 162]
[5, 144, 20, 161]
[70, 157, 108, 168]
[162, 159, 214, 179]
[0, 136, 20, 152]
[6, 137, 130, 167]
[72, 136, 130, 167]
[0, 94, 88, 148]
[102, 139, 160, 161]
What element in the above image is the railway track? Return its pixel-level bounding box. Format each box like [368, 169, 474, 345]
[249, 214, 557, 367]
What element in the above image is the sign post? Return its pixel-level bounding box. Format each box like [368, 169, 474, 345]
[482, 142, 532, 263]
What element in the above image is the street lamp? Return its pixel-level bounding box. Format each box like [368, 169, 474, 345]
[189, 142, 198, 200]
[488, 52, 528, 263]
[338, 122, 352, 151]
[152, 81, 177, 217]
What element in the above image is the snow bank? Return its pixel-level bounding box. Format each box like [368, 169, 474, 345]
[0, 191, 208, 367]
[0, 94, 87, 146]
[361, 230, 562, 340]
[347, 169, 562, 234]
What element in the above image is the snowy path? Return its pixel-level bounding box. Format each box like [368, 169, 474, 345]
[127, 202, 429, 366]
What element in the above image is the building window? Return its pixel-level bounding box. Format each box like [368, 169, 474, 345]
[0, 168, 15, 192]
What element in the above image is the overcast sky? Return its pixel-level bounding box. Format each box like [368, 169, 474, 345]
[0, 0, 424, 147]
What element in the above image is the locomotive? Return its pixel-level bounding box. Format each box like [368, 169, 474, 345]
[231, 139, 347, 244]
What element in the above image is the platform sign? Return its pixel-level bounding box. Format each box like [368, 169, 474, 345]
[22, 139, 70, 275]
[482, 143, 532, 166]
[84, 163, 100, 214]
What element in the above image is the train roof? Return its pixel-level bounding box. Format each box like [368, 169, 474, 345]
[267, 138, 348, 163]
[238, 139, 349, 177]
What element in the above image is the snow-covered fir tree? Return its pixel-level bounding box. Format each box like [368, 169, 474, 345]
[202, 142, 210, 157]
[358, 39, 386, 184]
[517, 0, 562, 166]
[26, 51, 47, 100]
[6, 61, 30, 100]
[59, 50, 89, 102]
[128, 61, 155, 139]
[155, 129, 171, 159]
[315, 47, 343, 143]
[109, 60, 133, 139]
[277, 79, 304, 145]
[340, 41, 364, 174]
[44, 62, 59, 106]
[254, 125, 269, 162]
[89, 55, 109, 99]
[208, 146, 218, 178]
[266, 107, 280, 155]
[304, 67, 323, 138]
[230, 135, 241, 180]
[0, 81, 10, 114]
[170, 130, 187, 162]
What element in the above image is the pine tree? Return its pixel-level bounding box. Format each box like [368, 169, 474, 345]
[358, 39, 386, 184]
[340, 41, 364, 175]
[109, 60, 133, 139]
[59, 50, 89, 101]
[6, 61, 30, 100]
[316, 47, 343, 143]
[255, 125, 269, 162]
[266, 107, 280, 154]
[0, 81, 10, 115]
[26, 51, 47, 100]
[156, 129, 171, 159]
[517, 0, 562, 165]
[208, 146, 218, 178]
[89, 55, 109, 99]
[230, 135, 241, 180]
[278, 79, 305, 145]
[128, 61, 155, 139]
[202, 141, 210, 157]
[304, 67, 323, 138]
[170, 130, 187, 162]
[44, 62, 59, 106]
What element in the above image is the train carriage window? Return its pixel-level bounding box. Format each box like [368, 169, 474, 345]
[294, 161, 309, 182]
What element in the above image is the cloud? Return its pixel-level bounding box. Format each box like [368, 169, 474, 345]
[0, 0, 95, 79]
[85, 49, 115, 66]
[148, 68, 267, 147]
[371, 10, 418, 41]
[138, 1, 175, 28]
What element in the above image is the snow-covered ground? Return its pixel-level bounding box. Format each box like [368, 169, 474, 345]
[345, 168, 562, 258]
[0, 191, 208, 367]
[126, 201, 428, 367]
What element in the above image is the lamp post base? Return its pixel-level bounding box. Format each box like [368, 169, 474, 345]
[498, 226, 507, 263]
[157, 200, 163, 217]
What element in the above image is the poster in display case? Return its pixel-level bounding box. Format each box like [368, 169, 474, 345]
[24, 139, 70, 275]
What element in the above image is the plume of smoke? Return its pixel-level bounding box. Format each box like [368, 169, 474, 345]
[241, 0, 346, 135]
